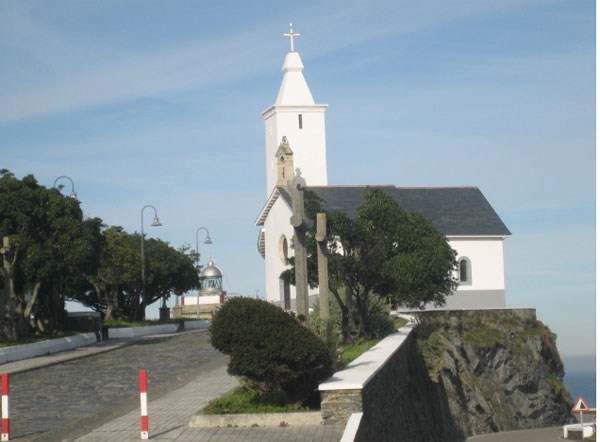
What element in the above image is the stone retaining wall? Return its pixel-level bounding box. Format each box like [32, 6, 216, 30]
[319, 323, 419, 426]
[320, 308, 551, 441]
[357, 332, 462, 441]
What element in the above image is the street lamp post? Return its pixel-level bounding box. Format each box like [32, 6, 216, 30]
[140, 205, 162, 320]
[195, 227, 212, 319]
[53, 176, 78, 199]
[195, 227, 213, 270]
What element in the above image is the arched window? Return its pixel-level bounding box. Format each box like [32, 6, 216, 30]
[458, 257, 471, 284]
[279, 235, 289, 263]
[459, 260, 468, 282]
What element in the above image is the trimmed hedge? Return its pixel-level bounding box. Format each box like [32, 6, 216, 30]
[209, 298, 332, 399]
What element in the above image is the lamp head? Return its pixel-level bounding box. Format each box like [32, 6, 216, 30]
[204, 235, 213, 245]
[151, 216, 162, 227]
[69, 191, 78, 200]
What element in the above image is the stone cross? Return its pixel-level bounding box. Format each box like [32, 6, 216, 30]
[283, 23, 301, 52]
[288, 181, 309, 325]
[316, 213, 329, 320]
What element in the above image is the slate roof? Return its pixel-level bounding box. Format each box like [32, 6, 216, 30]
[278, 185, 510, 236]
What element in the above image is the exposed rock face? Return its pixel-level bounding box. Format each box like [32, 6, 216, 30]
[415, 309, 574, 437]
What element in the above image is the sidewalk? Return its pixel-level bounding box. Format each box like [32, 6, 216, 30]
[75, 361, 344, 442]
[2, 330, 344, 442]
[466, 426, 564, 441]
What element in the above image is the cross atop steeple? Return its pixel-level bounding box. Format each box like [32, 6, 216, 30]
[283, 23, 300, 52]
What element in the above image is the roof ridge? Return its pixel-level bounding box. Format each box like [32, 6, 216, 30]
[304, 184, 395, 188]
[302, 184, 479, 190]
[394, 186, 479, 190]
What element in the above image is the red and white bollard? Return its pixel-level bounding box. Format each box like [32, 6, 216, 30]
[139, 370, 148, 440]
[1, 373, 9, 441]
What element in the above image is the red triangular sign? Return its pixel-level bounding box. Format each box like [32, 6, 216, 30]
[572, 396, 590, 412]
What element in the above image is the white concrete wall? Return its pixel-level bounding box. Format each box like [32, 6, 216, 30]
[107, 324, 177, 339]
[0, 333, 97, 364]
[182, 295, 221, 305]
[263, 105, 328, 194]
[263, 195, 321, 307]
[440, 236, 507, 309]
[448, 236, 506, 291]
[264, 196, 296, 304]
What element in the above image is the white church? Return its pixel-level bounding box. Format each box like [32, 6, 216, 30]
[255, 26, 511, 311]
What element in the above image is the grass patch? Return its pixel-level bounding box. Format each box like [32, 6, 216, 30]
[0, 331, 81, 348]
[394, 317, 409, 329]
[417, 330, 446, 382]
[516, 327, 542, 339]
[203, 387, 311, 414]
[338, 316, 408, 367]
[103, 319, 173, 328]
[340, 339, 379, 366]
[565, 433, 596, 440]
[463, 328, 506, 348]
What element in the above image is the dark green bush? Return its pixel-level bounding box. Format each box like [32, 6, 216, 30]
[209, 297, 332, 400]
[310, 294, 395, 342]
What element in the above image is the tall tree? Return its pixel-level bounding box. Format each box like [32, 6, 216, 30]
[72, 227, 200, 321]
[0, 170, 102, 338]
[282, 187, 457, 342]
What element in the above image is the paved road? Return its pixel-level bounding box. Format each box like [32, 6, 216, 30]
[7, 329, 222, 440]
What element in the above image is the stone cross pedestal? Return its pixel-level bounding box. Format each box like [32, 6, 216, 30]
[288, 182, 309, 325]
[316, 213, 329, 320]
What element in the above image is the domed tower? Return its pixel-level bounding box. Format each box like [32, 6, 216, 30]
[200, 259, 224, 292]
[179, 258, 227, 319]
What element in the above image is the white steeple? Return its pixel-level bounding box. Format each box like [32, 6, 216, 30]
[262, 24, 328, 195]
[275, 52, 315, 105]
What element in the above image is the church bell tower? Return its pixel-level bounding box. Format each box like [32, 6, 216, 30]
[262, 24, 328, 195]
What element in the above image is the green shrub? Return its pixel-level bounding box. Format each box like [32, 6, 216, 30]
[209, 298, 332, 400]
[310, 294, 395, 342]
[365, 296, 396, 339]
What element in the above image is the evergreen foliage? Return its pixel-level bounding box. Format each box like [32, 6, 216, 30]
[74, 227, 199, 321]
[283, 187, 457, 342]
[0, 170, 103, 338]
[310, 294, 395, 342]
[0, 170, 200, 334]
[209, 297, 332, 400]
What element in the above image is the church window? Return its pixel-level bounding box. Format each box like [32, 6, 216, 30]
[279, 235, 289, 263]
[298, 114, 303, 129]
[458, 257, 471, 284]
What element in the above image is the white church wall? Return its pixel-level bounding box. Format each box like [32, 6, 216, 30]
[441, 236, 507, 309]
[264, 195, 296, 304]
[263, 106, 328, 193]
[448, 237, 506, 291]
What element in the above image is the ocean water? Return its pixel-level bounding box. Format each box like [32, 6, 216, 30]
[563, 370, 596, 408]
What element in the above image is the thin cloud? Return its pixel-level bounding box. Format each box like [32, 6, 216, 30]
[1, 0, 555, 125]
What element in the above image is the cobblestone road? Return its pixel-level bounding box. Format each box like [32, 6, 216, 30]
[8, 330, 222, 440]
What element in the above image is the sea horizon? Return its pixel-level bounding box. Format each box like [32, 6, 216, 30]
[562, 355, 596, 408]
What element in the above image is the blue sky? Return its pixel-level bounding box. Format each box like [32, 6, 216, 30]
[0, 1, 595, 360]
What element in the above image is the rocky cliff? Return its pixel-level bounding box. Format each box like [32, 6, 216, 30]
[415, 309, 574, 437]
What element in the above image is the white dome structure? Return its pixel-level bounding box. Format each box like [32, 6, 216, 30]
[200, 258, 223, 292]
